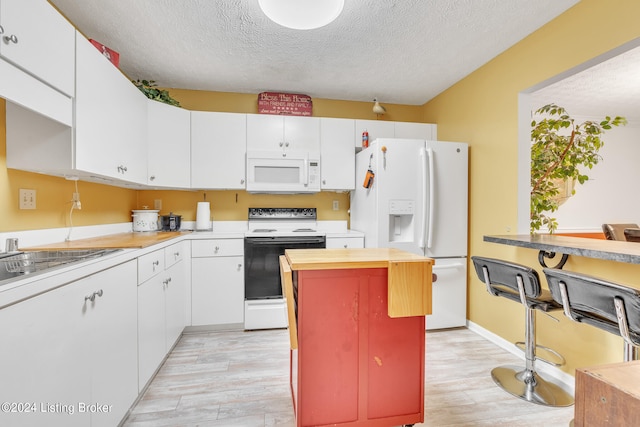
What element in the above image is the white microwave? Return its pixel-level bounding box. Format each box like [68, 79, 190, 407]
[246, 150, 321, 193]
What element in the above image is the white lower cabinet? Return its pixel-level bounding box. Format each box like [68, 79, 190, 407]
[191, 238, 244, 327]
[137, 242, 188, 390]
[326, 235, 364, 249]
[0, 260, 138, 427]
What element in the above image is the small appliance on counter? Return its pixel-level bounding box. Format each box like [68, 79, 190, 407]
[196, 202, 211, 231]
[159, 212, 182, 231]
[132, 208, 159, 232]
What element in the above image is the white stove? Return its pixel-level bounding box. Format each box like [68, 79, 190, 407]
[245, 207, 325, 237]
[244, 208, 326, 330]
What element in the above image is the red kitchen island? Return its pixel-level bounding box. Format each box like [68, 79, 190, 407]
[280, 248, 433, 427]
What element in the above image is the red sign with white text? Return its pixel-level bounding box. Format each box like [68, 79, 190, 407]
[258, 92, 312, 116]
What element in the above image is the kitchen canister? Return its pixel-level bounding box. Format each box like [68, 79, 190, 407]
[196, 202, 211, 231]
[132, 209, 160, 232]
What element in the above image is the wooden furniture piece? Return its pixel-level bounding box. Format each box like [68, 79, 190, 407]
[281, 248, 433, 427]
[575, 361, 640, 426]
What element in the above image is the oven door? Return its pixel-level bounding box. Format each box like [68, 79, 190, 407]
[244, 235, 326, 299]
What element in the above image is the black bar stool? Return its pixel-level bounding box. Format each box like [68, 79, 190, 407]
[543, 268, 640, 361]
[471, 256, 574, 407]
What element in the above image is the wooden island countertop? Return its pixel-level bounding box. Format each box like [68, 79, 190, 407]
[22, 231, 192, 251]
[285, 247, 434, 270]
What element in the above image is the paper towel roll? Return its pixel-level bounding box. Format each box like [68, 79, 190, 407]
[196, 202, 211, 230]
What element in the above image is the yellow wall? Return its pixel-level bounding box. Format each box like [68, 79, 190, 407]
[1, 91, 423, 231]
[422, 0, 640, 373]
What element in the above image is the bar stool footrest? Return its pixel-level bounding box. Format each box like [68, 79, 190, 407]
[491, 365, 574, 407]
[514, 341, 566, 367]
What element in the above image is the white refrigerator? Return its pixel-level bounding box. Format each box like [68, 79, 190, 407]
[350, 138, 468, 329]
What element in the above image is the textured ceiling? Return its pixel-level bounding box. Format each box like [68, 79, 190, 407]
[531, 44, 640, 120]
[49, 0, 580, 105]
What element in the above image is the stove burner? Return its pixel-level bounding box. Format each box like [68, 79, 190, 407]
[252, 228, 277, 232]
[293, 228, 316, 232]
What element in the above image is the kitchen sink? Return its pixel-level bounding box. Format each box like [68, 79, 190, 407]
[0, 249, 122, 285]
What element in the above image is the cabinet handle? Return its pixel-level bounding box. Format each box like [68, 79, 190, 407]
[343, 244, 348, 248]
[237, 264, 242, 270]
[174, 251, 180, 258]
[0, 26, 4, 35]
[117, 165, 128, 174]
[279, 142, 284, 147]
[152, 260, 159, 271]
[163, 277, 172, 286]
[214, 246, 220, 253]
[285, 142, 289, 147]
[149, 175, 156, 181]
[84, 289, 104, 302]
[3, 34, 18, 44]
[240, 179, 245, 184]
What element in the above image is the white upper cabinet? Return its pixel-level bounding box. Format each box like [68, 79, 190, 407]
[191, 111, 247, 189]
[394, 122, 437, 140]
[75, 33, 148, 184]
[354, 119, 438, 148]
[320, 118, 355, 191]
[247, 114, 320, 153]
[147, 100, 191, 188]
[0, 0, 75, 97]
[354, 119, 395, 148]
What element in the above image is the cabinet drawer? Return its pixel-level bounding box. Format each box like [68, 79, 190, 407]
[326, 237, 364, 249]
[164, 242, 185, 269]
[138, 249, 165, 284]
[192, 239, 244, 257]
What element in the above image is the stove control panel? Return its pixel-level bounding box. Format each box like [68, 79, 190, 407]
[248, 208, 317, 220]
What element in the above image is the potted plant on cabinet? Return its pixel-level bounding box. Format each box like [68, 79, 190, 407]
[132, 79, 181, 107]
[530, 104, 627, 234]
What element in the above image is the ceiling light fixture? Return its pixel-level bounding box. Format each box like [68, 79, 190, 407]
[258, 0, 345, 30]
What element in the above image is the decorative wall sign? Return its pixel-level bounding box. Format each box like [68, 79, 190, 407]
[258, 92, 312, 116]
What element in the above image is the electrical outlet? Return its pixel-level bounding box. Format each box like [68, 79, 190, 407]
[19, 189, 36, 210]
[154, 199, 162, 210]
[332, 200, 339, 211]
[72, 192, 82, 210]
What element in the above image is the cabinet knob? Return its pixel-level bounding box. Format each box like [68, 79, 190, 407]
[163, 277, 172, 286]
[117, 165, 128, 174]
[279, 142, 283, 147]
[84, 289, 103, 302]
[0, 25, 4, 35]
[150, 175, 156, 181]
[237, 264, 242, 270]
[174, 251, 180, 258]
[3, 34, 18, 44]
[323, 180, 326, 185]
[214, 246, 220, 253]
[240, 179, 245, 184]
[343, 244, 348, 248]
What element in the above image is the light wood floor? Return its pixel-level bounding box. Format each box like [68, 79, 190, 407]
[122, 327, 574, 426]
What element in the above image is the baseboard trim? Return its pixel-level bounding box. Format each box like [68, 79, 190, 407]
[467, 320, 575, 394]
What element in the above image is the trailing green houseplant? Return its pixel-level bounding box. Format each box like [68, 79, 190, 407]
[132, 79, 181, 107]
[530, 104, 627, 234]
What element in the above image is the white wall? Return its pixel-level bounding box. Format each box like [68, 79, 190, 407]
[553, 119, 640, 232]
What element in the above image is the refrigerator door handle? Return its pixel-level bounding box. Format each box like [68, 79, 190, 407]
[426, 147, 435, 249]
[419, 147, 428, 250]
[432, 263, 465, 271]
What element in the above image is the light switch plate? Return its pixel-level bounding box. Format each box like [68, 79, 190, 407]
[20, 189, 36, 210]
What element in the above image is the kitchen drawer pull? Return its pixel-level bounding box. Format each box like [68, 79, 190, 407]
[3, 34, 18, 44]
[163, 277, 172, 286]
[84, 289, 104, 302]
[174, 251, 180, 258]
[149, 175, 156, 181]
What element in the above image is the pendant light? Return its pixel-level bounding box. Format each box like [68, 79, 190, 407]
[258, 0, 345, 30]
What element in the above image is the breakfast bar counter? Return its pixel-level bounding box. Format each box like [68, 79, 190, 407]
[281, 248, 433, 427]
[484, 234, 640, 266]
